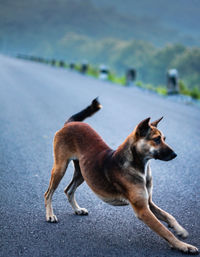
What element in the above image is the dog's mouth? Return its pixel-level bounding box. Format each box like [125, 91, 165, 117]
[153, 150, 177, 161]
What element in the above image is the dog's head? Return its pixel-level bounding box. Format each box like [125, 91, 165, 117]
[133, 117, 177, 161]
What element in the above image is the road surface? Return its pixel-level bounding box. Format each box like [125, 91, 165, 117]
[0, 55, 199, 257]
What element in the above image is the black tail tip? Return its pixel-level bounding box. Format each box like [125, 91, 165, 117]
[91, 97, 102, 111]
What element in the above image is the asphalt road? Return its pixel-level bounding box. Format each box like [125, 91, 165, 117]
[0, 55, 199, 257]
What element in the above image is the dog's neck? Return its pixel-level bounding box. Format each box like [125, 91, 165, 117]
[114, 135, 149, 174]
[130, 145, 150, 173]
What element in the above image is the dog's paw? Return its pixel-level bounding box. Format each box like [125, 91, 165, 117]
[75, 208, 88, 215]
[46, 214, 58, 223]
[177, 228, 189, 239]
[171, 242, 199, 255]
[168, 223, 189, 239]
[180, 243, 198, 255]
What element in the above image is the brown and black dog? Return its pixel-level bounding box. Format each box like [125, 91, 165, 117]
[44, 98, 198, 254]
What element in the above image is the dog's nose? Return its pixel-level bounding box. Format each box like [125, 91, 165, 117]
[171, 152, 177, 160]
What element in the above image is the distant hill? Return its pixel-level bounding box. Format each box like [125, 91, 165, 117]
[92, 0, 200, 40]
[0, 0, 200, 57]
[54, 34, 200, 89]
[0, 0, 199, 89]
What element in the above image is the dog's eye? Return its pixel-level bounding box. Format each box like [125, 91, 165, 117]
[163, 136, 166, 141]
[153, 137, 161, 144]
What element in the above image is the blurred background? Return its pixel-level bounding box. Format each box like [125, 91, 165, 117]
[0, 0, 200, 95]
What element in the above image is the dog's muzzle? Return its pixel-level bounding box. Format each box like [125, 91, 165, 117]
[154, 149, 177, 161]
[164, 151, 177, 161]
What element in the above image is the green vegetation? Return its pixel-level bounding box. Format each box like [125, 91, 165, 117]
[179, 80, 200, 100]
[156, 86, 167, 96]
[133, 81, 167, 96]
[106, 74, 199, 99]
[87, 66, 99, 78]
[74, 64, 81, 72]
[45, 35, 200, 91]
[108, 73, 126, 86]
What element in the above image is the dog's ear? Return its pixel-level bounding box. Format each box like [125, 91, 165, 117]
[151, 117, 163, 127]
[135, 117, 151, 137]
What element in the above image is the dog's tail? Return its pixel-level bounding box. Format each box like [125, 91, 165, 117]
[65, 97, 102, 124]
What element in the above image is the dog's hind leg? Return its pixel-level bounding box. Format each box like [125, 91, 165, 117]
[44, 160, 69, 223]
[64, 160, 88, 215]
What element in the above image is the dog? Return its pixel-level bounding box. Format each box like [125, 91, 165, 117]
[44, 98, 198, 254]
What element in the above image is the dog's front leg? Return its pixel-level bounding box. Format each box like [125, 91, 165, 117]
[128, 190, 198, 254]
[149, 201, 188, 239]
[146, 165, 188, 239]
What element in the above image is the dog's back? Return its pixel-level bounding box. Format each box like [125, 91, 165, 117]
[56, 97, 108, 160]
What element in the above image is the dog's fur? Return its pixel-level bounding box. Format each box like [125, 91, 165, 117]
[44, 98, 198, 254]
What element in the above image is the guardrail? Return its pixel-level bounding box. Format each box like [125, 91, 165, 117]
[16, 54, 200, 100]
